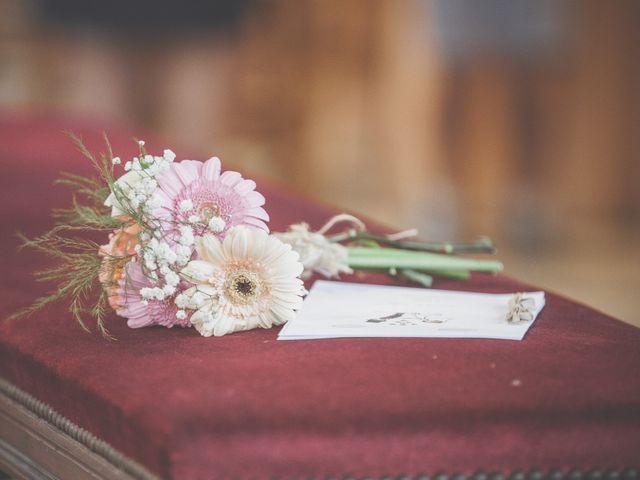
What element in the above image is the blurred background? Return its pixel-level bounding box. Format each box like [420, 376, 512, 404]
[0, 0, 638, 325]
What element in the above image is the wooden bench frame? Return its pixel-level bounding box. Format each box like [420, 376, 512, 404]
[2, 377, 637, 480]
[0, 378, 158, 480]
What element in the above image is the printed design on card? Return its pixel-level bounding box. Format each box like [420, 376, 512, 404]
[366, 312, 449, 326]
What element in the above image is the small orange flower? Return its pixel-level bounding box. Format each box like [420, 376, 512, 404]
[98, 220, 141, 312]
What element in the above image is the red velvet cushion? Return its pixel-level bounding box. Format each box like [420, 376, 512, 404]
[1, 112, 639, 479]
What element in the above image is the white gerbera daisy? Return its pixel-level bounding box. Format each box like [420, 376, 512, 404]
[180, 226, 306, 337]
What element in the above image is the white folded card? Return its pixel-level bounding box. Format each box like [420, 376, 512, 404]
[278, 280, 545, 341]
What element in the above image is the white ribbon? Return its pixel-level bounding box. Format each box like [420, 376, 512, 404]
[275, 214, 421, 279]
[274, 218, 356, 279]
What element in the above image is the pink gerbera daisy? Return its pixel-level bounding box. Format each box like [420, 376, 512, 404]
[153, 157, 269, 243]
[116, 261, 191, 329]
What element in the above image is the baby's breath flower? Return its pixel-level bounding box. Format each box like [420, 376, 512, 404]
[163, 149, 176, 162]
[144, 259, 157, 271]
[162, 284, 176, 296]
[165, 271, 180, 287]
[140, 287, 154, 300]
[179, 199, 193, 212]
[208, 216, 226, 233]
[146, 195, 162, 211]
[178, 225, 194, 246]
[175, 293, 189, 309]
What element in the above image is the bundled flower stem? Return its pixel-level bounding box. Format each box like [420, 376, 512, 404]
[275, 215, 503, 286]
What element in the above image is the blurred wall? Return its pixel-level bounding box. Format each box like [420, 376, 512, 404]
[1, 0, 639, 319]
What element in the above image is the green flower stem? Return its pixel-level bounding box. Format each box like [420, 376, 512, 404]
[399, 269, 433, 287]
[329, 232, 496, 254]
[423, 268, 471, 280]
[346, 247, 503, 273]
[344, 266, 468, 280]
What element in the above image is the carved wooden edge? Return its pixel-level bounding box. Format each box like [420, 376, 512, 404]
[0, 377, 160, 480]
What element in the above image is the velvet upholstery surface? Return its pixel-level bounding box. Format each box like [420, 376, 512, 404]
[1, 113, 639, 479]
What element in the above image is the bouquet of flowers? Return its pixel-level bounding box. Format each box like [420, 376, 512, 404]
[12, 136, 503, 337]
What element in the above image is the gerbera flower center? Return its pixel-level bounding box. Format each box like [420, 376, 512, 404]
[224, 270, 263, 305]
[198, 202, 220, 221]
